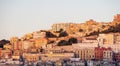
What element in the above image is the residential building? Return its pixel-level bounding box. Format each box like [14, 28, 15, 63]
[98, 33, 115, 45]
[40, 53, 74, 61]
[115, 33, 120, 44]
[34, 38, 48, 49]
[22, 40, 34, 51]
[1, 49, 12, 59]
[95, 47, 105, 60]
[103, 48, 113, 61]
[45, 45, 74, 54]
[72, 43, 98, 49]
[10, 37, 20, 50]
[82, 36, 98, 43]
[24, 53, 40, 62]
[13, 50, 22, 56]
[75, 48, 95, 60]
[95, 47, 113, 61]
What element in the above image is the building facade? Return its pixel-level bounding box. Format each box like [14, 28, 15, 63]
[75, 48, 95, 60]
[95, 47, 105, 60]
[24, 53, 40, 62]
[103, 48, 113, 61]
[1, 49, 12, 59]
[95, 47, 113, 61]
[98, 33, 115, 45]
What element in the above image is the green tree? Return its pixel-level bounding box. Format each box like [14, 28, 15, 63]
[68, 37, 78, 44]
[57, 40, 71, 46]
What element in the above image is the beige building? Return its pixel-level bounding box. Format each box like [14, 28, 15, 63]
[51, 23, 79, 34]
[22, 40, 32, 50]
[82, 37, 98, 43]
[34, 38, 48, 49]
[45, 45, 74, 54]
[98, 33, 115, 45]
[24, 53, 40, 62]
[75, 48, 95, 60]
[115, 33, 120, 44]
[41, 53, 74, 61]
[72, 43, 98, 49]
[52, 23, 71, 32]
[97, 33, 120, 53]
[10, 37, 20, 50]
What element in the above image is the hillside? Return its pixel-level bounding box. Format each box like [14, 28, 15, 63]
[51, 14, 120, 37]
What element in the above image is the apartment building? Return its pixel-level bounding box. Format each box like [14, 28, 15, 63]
[75, 48, 95, 60]
[95, 47, 113, 61]
[103, 48, 113, 61]
[98, 33, 115, 45]
[1, 49, 12, 59]
[24, 53, 40, 62]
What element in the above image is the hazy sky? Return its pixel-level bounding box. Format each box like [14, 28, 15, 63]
[0, 0, 120, 40]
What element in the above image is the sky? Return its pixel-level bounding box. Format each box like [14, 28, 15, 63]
[0, 0, 120, 40]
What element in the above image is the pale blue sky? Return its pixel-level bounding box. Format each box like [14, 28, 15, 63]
[0, 0, 120, 40]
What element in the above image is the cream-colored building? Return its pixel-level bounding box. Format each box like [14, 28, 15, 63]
[52, 23, 79, 34]
[98, 33, 115, 45]
[97, 33, 120, 53]
[22, 41, 32, 50]
[115, 33, 120, 44]
[75, 48, 95, 60]
[72, 43, 98, 49]
[52, 23, 71, 32]
[40, 53, 74, 61]
[24, 53, 40, 62]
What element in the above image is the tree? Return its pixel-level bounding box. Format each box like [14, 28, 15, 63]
[79, 29, 83, 32]
[68, 37, 78, 44]
[46, 31, 57, 38]
[59, 31, 68, 37]
[48, 40, 55, 44]
[57, 40, 71, 46]
[0, 39, 10, 48]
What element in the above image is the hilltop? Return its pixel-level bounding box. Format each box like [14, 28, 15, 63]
[51, 14, 120, 37]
